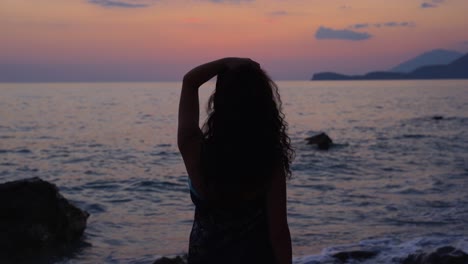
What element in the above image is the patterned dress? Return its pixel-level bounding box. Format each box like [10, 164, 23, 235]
[188, 190, 277, 264]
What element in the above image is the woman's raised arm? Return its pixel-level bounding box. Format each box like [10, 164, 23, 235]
[178, 57, 259, 195]
[178, 57, 257, 152]
[178, 58, 226, 152]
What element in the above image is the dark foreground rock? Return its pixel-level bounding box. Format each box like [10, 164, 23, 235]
[432, 115, 444, 120]
[332, 250, 378, 262]
[0, 177, 89, 261]
[306, 133, 333, 150]
[402, 246, 468, 264]
[153, 255, 187, 264]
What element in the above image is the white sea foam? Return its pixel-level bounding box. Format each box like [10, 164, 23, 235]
[295, 235, 468, 264]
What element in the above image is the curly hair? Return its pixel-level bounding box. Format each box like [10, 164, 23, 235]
[201, 64, 294, 200]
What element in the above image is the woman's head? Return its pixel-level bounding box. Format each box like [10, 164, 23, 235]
[213, 64, 274, 120]
[202, 63, 293, 198]
[205, 64, 281, 138]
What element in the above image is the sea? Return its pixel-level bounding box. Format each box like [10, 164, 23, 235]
[0, 80, 467, 263]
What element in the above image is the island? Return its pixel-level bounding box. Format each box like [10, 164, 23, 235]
[312, 53, 468, 81]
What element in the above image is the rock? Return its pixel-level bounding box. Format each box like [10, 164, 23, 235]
[332, 250, 378, 262]
[402, 246, 468, 264]
[0, 177, 89, 261]
[432, 115, 444, 120]
[306, 132, 333, 150]
[153, 255, 187, 264]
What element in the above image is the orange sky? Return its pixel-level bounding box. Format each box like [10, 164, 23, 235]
[1, 0, 468, 81]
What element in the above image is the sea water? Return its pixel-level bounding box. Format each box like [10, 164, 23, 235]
[0, 80, 467, 263]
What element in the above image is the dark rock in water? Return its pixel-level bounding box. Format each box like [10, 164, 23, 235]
[402, 246, 468, 264]
[306, 132, 333, 150]
[0, 177, 89, 261]
[332, 250, 378, 262]
[432, 115, 444, 120]
[153, 255, 187, 264]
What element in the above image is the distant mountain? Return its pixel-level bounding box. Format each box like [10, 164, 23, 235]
[410, 53, 468, 79]
[312, 53, 468, 81]
[390, 49, 463, 73]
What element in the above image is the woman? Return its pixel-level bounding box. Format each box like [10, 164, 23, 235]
[178, 57, 293, 264]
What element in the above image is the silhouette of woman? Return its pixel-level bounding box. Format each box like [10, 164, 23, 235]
[178, 58, 293, 264]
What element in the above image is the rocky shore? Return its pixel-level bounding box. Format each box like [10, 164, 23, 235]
[153, 247, 468, 264]
[0, 177, 89, 262]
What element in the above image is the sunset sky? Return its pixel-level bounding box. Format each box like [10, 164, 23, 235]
[1, 0, 468, 81]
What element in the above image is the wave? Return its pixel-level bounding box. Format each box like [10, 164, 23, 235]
[295, 235, 468, 264]
[151, 236, 468, 264]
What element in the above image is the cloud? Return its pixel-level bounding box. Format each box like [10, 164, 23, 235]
[88, 0, 151, 8]
[381, 21, 415, 27]
[421, 0, 445, 8]
[399, 22, 414, 27]
[350, 21, 415, 29]
[384, 22, 399, 27]
[350, 23, 369, 29]
[421, 2, 437, 8]
[315, 26, 372, 41]
[88, 0, 252, 8]
[266, 10, 310, 18]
